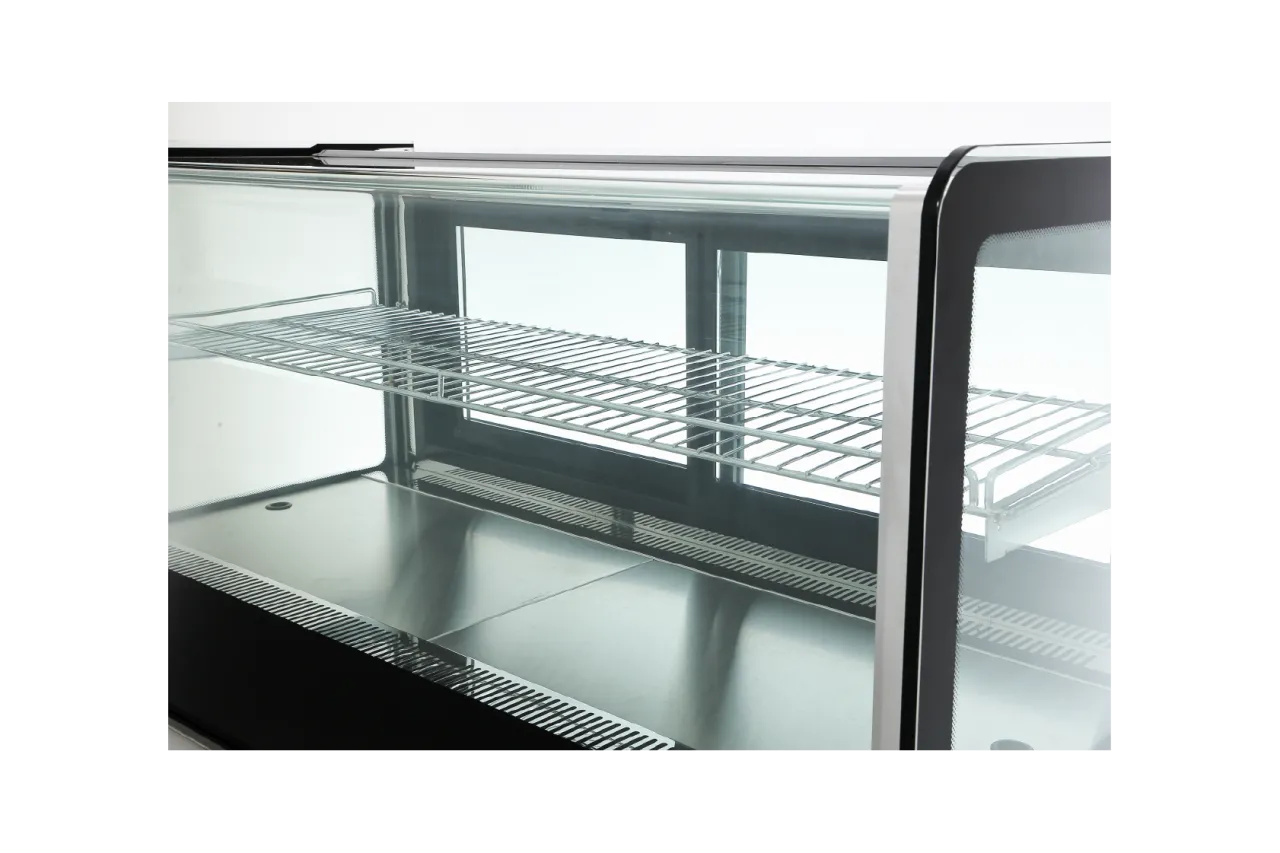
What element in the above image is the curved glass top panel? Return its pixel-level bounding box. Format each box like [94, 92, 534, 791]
[169, 160, 929, 218]
[956, 141, 1109, 162]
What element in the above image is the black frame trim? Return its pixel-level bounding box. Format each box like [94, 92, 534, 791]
[168, 143, 412, 163]
[895, 145, 974, 748]
[904, 148, 1111, 750]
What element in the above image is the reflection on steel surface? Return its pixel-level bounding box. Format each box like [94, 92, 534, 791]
[435, 559, 878, 750]
[169, 545, 673, 749]
[417, 462, 879, 609]
[418, 464, 1111, 674]
[170, 476, 1109, 749]
[168, 476, 651, 642]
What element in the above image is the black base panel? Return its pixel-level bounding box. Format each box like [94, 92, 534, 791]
[169, 571, 580, 750]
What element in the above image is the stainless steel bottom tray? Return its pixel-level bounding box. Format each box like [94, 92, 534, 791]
[169, 474, 1107, 749]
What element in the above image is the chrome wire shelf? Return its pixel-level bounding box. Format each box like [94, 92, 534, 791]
[169, 300, 1110, 559]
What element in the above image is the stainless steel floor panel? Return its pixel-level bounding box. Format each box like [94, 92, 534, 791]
[433, 559, 1110, 750]
[168, 476, 653, 641]
[171, 474, 1108, 750]
[434, 560, 878, 750]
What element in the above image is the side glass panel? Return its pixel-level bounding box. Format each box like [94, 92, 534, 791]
[167, 182, 386, 511]
[965, 227, 1111, 562]
[907, 147, 1110, 750]
[956, 222, 1111, 750]
[169, 162, 912, 751]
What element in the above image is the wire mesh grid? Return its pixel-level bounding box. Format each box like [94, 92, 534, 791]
[169, 304, 1110, 516]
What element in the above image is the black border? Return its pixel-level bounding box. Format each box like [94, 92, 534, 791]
[904, 150, 1111, 749]
[168, 144, 415, 171]
[168, 143, 412, 163]
[895, 145, 975, 748]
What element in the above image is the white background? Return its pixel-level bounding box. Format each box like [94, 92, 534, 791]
[169, 101, 1110, 155]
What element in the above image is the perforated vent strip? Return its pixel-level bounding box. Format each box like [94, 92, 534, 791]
[168, 545, 673, 750]
[957, 598, 1111, 668]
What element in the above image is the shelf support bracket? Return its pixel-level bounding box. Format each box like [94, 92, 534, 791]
[985, 462, 1110, 562]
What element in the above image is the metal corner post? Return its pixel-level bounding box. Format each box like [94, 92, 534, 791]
[374, 192, 414, 483]
[871, 186, 928, 750]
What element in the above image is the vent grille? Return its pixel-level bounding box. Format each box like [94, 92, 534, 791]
[415, 465, 1110, 675]
[958, 598, 1111, 671]
[169, 545, 674, 749]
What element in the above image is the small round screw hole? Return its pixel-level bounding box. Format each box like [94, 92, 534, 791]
[265, 501, 292, 511]
[990, 739, 1033, 750]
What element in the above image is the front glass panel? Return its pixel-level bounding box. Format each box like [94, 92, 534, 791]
[167, 159, 919, 749]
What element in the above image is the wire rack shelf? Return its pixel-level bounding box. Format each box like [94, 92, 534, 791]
[170, 300, 1110, 557]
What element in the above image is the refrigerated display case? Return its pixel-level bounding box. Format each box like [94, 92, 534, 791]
[168, 143, 1110, 750]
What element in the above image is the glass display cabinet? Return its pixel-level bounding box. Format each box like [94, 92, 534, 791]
[168, 143, 1110, 750]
